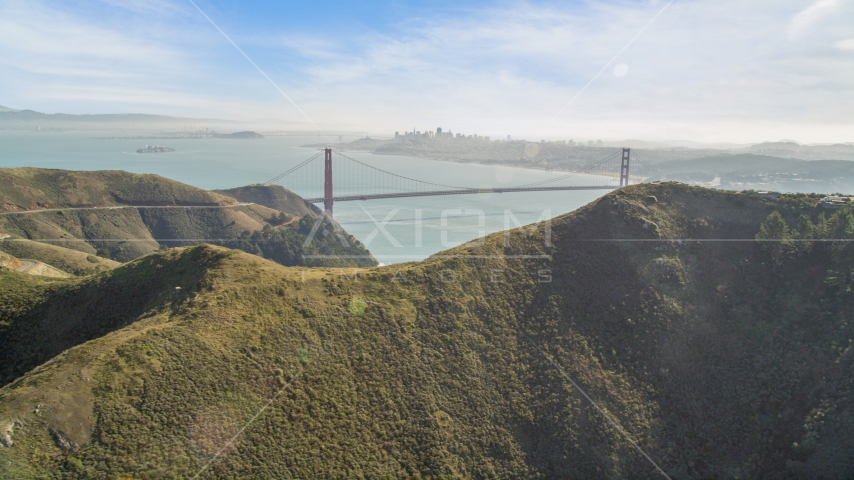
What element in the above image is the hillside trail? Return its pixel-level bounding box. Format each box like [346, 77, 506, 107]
[14, 259, 37, 272]
[0, 203, 255, 216]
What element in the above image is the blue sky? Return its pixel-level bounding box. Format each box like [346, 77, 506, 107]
[1, 0, 853, 143]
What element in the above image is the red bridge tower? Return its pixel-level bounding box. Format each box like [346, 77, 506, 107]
[324, 148, 333, 216]
[619, 148, 631, 187]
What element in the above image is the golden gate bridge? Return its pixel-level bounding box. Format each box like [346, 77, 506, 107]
[265, 148, 662, 217]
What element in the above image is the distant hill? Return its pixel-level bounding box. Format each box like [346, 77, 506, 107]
[214, 131, 264, 139]
[214, 184, 319, 217]
[318, 136, 741, 168]
[0, 168, 235, 212]
[659, 153, 799, 172]
[748, 142, 854, 160]
[658, 154, 854, 193]
[0, 107, 294, 132]
[0, 237, 119, 275]
[0, 169, 375, 266]
[0, 109, 190, 127]
[3, 184, 854, 477]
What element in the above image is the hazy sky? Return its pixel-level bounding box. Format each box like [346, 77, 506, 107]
[1, 0, 852, 143]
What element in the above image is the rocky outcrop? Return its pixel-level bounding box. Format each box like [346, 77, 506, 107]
[1, 420, 15, 447]
[47, 427, 79, 452]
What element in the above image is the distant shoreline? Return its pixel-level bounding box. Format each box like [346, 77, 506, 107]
[302, 144, 591, 174]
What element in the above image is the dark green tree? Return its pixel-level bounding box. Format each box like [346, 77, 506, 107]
[825, 209, 854, 298]
[756, 211, 792, 263]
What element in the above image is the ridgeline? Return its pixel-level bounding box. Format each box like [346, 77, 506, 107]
[1, 183, 853, 478]
[0, 169, 374, 268]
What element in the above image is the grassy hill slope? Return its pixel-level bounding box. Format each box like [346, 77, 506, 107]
[0, 251, 22, 271]
[0, 204, 374, 266]
[1, 184, 852, 478]
[0, 170, 375, 266]
[0, 247, 229, 390]
[0, 203, 275, 261]
[214, 184, 319, 217]
[0, 168, 234, 212]
[0, 250, 69, 278]
[0, 238, 118, 275]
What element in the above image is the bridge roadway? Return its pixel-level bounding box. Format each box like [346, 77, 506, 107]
[304, 185, 617, 204]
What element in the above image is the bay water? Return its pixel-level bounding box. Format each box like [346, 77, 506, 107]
[0, 130, 612, 264]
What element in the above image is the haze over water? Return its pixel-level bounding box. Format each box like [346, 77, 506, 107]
[0, 131, 609, 263]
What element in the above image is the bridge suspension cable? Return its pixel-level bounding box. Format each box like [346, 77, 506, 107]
[332, 150, 475, 192]
[264, 147, 659, 217]
[264, 151, 324, 185]
[512, 150, 623, 189]
[630, 152, 666, 182]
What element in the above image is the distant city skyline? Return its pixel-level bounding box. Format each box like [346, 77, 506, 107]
[1, 0, 852, 143]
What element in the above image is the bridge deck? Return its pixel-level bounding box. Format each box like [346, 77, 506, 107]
[304, 185, 617, 203]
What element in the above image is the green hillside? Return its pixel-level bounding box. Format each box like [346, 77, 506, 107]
[0, 238, 119, 275]
[0, 249, 69, 278]
[0, 169, 375, 267]
[0, 203, 273, 261]
[0, 168, 234, 212]
[214, 184, 319, 218]
[0, 251, 22, 271]
[1, 184, 853, 478]
[0, 204, 373, 266]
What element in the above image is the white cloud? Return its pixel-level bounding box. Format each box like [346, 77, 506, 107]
[1, 0, 853, 143]
[0, 1, 186, 76]
[275, 2, 853, 129]
[835, 38, 854, 50]
[97, 0, 180, 15]
[0, 0, 249, 116]
[788, 0, 843, 40]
